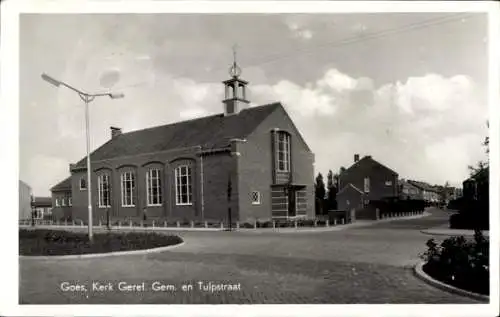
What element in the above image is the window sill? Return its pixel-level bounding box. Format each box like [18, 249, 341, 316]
[147, 204, 163, 207]
[251, 202, 261, 205]
[98, 206, 111, 209]
[122, 205, 136, 208]
[175, 203, 193, 206]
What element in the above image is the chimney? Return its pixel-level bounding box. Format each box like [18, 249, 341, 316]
[110, 126, 122, 139]
[354, 154, 360, 163]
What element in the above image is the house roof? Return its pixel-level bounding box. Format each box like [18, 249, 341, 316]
[407, 180, 436, 192]
[74, 102, 283, 168]
[343, 155, 398, 176]
[337, 183, 365, 195]
[33, 196, 52, 207]
[51, 176, 71, 192]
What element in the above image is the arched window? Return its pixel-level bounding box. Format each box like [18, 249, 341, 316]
[98, 174, 111, 208]
[175, 165, 192, 205]
[146, 168, 163, 206]
[121, 171, 136, 207]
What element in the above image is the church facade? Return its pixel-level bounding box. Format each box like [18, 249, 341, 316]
[51, 60, 315, 223]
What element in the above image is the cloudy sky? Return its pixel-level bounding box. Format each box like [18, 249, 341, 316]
[19, 12, 489, 196]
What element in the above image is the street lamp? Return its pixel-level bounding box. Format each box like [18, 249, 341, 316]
[41, 73, 124, 242]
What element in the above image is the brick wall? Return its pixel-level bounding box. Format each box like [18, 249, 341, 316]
[237, 105, 315, 221]
[339, 158, 398, 202]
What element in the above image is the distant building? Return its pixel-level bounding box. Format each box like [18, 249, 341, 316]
[32, 197, 53, 220]
[463, 167, 489, 203]
[398, 179, 423, 200]
[51, 176, 72, 221]
[337, 154, 398, 218]
[407, 180, 439, 203]
[19, 180, 32, 220]
[50, 58, 315, 223]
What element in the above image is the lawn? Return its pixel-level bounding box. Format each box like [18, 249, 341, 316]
[19, 229, 183, 256]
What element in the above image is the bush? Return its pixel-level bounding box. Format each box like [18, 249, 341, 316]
[419, 230, 489, 295]
[256, 221, 273, 228]
[317, 219, 327, 226]
[449, 206, 489, 230]
[297, 219, 315, 227]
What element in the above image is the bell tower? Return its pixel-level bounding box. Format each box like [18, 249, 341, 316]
[222, 45, 250, 115]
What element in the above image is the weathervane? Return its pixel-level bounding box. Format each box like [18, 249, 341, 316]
[229, 44, 242, 78]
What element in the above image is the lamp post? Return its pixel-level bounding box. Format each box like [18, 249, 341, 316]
[41, 73, 124, 242]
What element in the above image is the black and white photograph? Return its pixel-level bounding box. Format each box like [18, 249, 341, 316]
[1, 1, 499, 316]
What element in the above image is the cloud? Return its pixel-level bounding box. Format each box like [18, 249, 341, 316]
[284, 17, 314, 40]
[22, 155, 69, 196]
[180, 108, 209, 120]
[25, 64, 487, 194]
[252, 68, 487, 187]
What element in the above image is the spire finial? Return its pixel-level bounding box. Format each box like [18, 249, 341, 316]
[229, 43, 242, 78]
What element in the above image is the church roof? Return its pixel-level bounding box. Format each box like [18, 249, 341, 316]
[73, 102, 282, 168]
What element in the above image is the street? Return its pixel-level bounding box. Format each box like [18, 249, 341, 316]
[19, 207, 480, 304]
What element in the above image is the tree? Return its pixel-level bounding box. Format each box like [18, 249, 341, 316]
[326, 170, 338, 211]
[315, 173, 326, 215]
[439, 181, 450, 206]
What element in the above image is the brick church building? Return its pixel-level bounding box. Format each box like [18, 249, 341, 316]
[51, 59, 315, 223]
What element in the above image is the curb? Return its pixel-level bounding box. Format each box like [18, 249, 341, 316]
[413, 261, 489, 302]
[420, 228, 490, 238]
[19, 225, 223, 232]
[19, 241, 185, 261]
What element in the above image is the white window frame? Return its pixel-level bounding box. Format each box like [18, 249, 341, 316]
[364, 177, 370, 193]
[146, 168, 163, 206]
[121, 171, 136, 207]
[79, 176, 87, 190]
[385, 181, 393, 186]
[175, 165, 192, 206]
[98, 174, 112, 208]
[55, 198, 60, 207]
[61, 198, 66, 206]
[276, 132, 291, 172]
[251, 191, 261, 205]
[68, 197, 72, 206]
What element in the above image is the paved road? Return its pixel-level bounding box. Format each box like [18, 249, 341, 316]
[19, 208, 481, 304]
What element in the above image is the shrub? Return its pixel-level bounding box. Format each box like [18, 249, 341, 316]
[297, 219, 315, 227]
[449, 210, 489, 230]
[241, 222, 254, 229]
[256, 221, 272, 228]
[419, 230, 489, 295]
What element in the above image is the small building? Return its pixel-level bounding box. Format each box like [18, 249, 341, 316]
[398, 179, 423, 200]
[50, 59, 315, 224]
[50, 176, 72, 221]
[407, 180, 439, 204]
[337, 154, 398, 219]
[463, 167, 489, 203]
[19, 180, 32, 220]
[32, 197, 53, 220]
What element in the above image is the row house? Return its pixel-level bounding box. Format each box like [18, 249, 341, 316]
[406, 180, 440, 203]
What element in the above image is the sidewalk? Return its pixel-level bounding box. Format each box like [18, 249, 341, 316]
[238, 211, 432, 233]
[19, 211, 431, 234]
[421, 225, 489, 238]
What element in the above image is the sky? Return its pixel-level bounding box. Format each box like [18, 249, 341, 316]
[19, 12, 489, 196]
